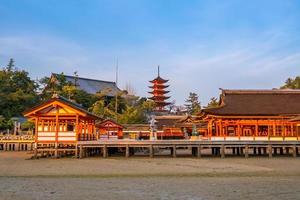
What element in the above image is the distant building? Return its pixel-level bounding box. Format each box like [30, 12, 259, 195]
[50, 73, 121, 97]
[148, 66, 171, 112]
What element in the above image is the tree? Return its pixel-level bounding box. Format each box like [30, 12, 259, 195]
[0, 59, 39, 122]
[205, 97, 219, 109]
[185, 92, 201, 115]
[6, 58, 15, 71]
[280, 76, 300, 89]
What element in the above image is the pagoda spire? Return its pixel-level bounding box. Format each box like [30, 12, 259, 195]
[158, 65, 160, 77]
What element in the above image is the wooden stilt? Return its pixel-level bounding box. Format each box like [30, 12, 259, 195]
[103, 145, 107, 158]
[197, 145, 202, 158]
[54, 143, 58, 158]
[149, 145, 153, 158]
[172, 145, 176, 158]
[245, 145, 249, 158]
[125, 145, 130, 158]
[292, 146, 297, 158]
[79, 145, 83, 159]
[268, 145, 272, 158]
[221, 145, 225, 158]
[75, 145, 78, 158]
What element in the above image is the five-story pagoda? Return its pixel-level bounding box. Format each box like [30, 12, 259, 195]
[148, 66, 171, 112]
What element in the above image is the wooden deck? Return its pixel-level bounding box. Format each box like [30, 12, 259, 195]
[0, 140, 34, 151]
[76, 139, 300, 159]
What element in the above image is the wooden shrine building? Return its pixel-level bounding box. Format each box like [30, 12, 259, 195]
[201, 89, 300, 141]
[96, 119, 124, 140]
[23, 94, 101, 157]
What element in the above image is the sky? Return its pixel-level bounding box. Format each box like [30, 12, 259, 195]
[1, 0, 300, 105]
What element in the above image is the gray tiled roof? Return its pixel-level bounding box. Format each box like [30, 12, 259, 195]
[52, 73, 121, 96]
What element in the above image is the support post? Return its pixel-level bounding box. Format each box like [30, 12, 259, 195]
[103, 145, 107, 158]
[268, 145, 272, 158]
[149, 145, 153, 158]
[125, 145, 130, 158]
[33, 142, 38, 159]
[75, 144, 78, 158]
[172, 145, 176, 158]
[197, 145, 202, 158]
[292, 146, 297, 158]
[79, 145, 83, 159]
[221, 145, 225, 158]
[245, 145, 249, 158]
[54, 143, 58, 158]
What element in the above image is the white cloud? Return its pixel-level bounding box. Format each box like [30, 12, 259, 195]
[0, 31, 300, 106]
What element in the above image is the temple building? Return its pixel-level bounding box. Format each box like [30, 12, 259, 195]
[201, 89, 300, 141]
[50, 73, 121, 97]
[23, 94, 101, 157]
[148, 66, 171, 112]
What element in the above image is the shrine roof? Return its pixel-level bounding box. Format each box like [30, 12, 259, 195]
[203, 89, 300, 116]
[23, 94, 101, 119]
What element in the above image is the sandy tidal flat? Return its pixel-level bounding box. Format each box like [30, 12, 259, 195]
[0, 152, 300, 200]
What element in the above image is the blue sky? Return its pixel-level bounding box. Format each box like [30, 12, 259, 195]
[1, 0, 300, 105]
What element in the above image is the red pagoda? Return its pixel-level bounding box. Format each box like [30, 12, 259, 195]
[148, 66, 171, 112]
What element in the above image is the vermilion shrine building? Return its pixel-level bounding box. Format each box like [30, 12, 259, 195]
[201, 89, 300, 141]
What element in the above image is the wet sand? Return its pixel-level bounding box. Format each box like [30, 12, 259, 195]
[0, 152, 300, 200]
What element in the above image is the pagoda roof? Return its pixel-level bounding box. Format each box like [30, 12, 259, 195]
[149, 96, 171, 100]
[153, 101, 171, 105]
[202, 89, 300, 116]
[148, 90, 170, 94]
[148, 85, 169, 89]
[149, 76, 169, 83]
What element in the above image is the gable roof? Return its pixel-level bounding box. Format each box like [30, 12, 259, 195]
[52, 73, 121, 96]
[23, 94, 101, 119]
[97, 119, 124, 128]
[203, 89, 300, 116]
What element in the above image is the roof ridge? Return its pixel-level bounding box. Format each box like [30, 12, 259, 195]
[52, 73, 116, 84]
[222, 89, 300, 94]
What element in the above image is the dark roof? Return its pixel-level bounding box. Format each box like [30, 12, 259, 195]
[97, 119, 124, 128]
[23, 94, 101, 119]
[203, 89, 300, 116]
[149, 76, 169, 83]
[52, 73, 121, 96]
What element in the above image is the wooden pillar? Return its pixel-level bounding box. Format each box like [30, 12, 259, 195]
[237, 121, 241, 139]
[197, 145, 202, 158]
[74, 144, 78, 158]
[34, 143, 38, 159]
[255, 121, 258, 137]
[268, 145, 272, 158]
[149, 145, 153, 158]
[221, 145, 225, 158]
[245, 145, 249, 158]
[15, 143, 19, 151]
[273, 122, 276, 137]
[103, 145, 107, 158]
[172, 145, 176, 158]
[79, 145, 83, 159]
[125, 145, 130, 158]
[292, 146, 297, 158]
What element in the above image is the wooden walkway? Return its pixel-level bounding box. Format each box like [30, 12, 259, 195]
[0, 140, 34, 151]
[76, 140, 300, 159]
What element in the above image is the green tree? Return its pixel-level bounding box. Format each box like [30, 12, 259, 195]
[280, 76, 300, 89]
[185, 92, 201, 115]
[205, 97, 219, 109]
[0, 59, 39, 122]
